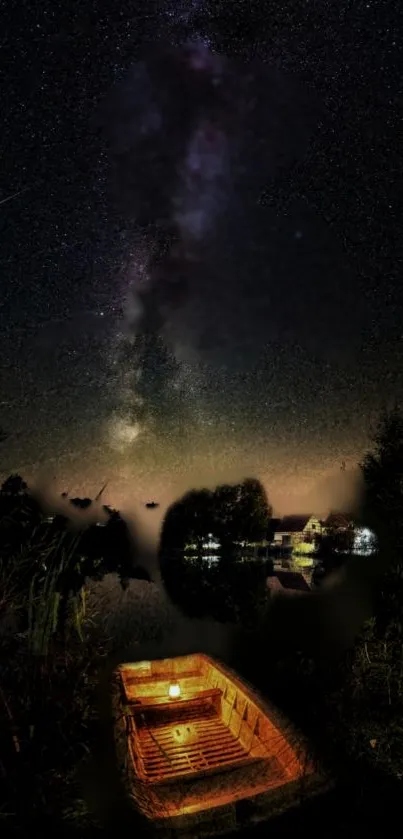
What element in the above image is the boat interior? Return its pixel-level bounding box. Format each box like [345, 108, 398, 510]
[118, 653, 308, 819]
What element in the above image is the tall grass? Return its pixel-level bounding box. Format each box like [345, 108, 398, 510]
[27, 530, 86, 656]
[0, 493, 110, 833]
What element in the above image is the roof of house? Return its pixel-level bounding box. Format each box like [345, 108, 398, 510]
[266, 576, 283, 594]
[275, 571, 311, 592]
[274, 515, 313, 533]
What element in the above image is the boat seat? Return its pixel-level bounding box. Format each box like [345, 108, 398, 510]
[128, 687, 222, 717]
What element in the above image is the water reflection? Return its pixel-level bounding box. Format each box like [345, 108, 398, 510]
[184, 553, 270, 569]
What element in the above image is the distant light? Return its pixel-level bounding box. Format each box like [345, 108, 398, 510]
[169, 683, 181, 699]
[205, 556, 219, 565]
[353, 527, 377, 556]
[203, 536, 220, 549]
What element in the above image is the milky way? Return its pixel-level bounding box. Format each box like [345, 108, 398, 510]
[102, 21, 324, 462]
[103, 38, 246, 448]
[1, 0, 400, 514]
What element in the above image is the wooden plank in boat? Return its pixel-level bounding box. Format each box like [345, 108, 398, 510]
[130, 706, 265, 786]
[141, 736, 243, 755]
[141, 754, 263, 785]
[122, 668, 200, 686]
[128, 687, 222, 715]
[141, 739, 245, 762]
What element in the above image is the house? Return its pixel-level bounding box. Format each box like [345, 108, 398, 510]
[267, 518, 281, 543]
[266, 570, 311, 596]
[272, 515, 322, 550]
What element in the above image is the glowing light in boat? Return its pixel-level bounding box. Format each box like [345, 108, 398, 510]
[169, 682, 181, 699]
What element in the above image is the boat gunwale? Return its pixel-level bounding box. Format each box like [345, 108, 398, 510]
[113, 652, 332, 832]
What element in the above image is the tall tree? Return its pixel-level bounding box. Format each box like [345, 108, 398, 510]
[236, 478, 272, 544]
[213, 483, 241, 554]
[213, 479, 271, 556]
[160, 488, 214, 557]
[160, 479, 271, 562]
[362, 408, 403, 562]
[185, 489, 215, 553]
[361, 407, 403, 629]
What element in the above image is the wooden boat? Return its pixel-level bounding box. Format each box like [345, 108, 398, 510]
[114, 653, 328, 837]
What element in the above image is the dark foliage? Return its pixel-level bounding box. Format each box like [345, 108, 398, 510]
[315, 521, 355, 577]
[361, 407, 403, 563]
[0, 477, 151, 643]
[0, 478, 153, 833]
[159, 479, 272, 617]
[160, 477, 272, 560]
[360, 408, 403, 636]
[1, 473, 28, 494]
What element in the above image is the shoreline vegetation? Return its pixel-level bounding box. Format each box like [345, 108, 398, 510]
[1, 409, 403, 836]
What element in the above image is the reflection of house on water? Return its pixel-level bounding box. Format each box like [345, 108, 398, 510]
[203, 555, 220, 567]
[183, 516, 376, 573]
[266, 570, 312, 596]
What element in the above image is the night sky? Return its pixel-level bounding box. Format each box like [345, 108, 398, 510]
[0, 1, 401, 521]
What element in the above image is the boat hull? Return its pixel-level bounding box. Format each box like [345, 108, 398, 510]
[113, 653, 329, 837]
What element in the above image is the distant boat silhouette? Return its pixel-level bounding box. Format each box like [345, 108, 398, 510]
[145, 501, 159, 509]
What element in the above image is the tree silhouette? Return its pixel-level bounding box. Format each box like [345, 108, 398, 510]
[361, 407, 403, 630]
[1, 474, 28, 494]
[160, 488, 214, 558]
[236, 478, 273, 544]
[212, 479, 272, 556]
[160, 479, 272, 561]
[362, 407, 403, 563]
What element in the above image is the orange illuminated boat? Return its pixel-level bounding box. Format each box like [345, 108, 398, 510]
[114, 653, 328, 836]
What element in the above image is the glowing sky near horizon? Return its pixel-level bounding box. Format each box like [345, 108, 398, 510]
[0, 2, 401, 524]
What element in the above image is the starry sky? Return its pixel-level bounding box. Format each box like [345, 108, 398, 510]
[0, 1, 401, 521]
